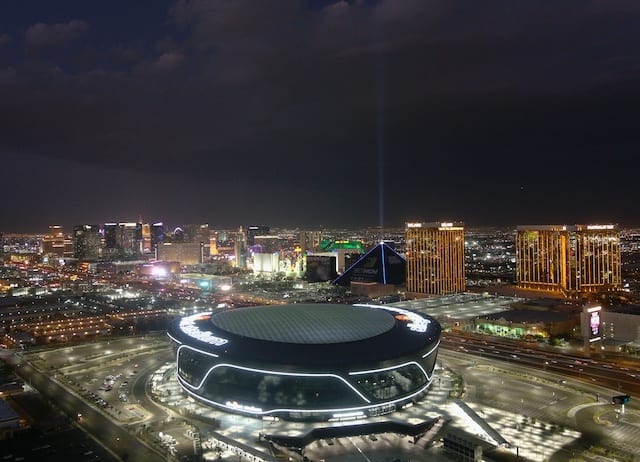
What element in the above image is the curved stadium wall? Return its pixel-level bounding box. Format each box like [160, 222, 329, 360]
[167, 303, 441, 421]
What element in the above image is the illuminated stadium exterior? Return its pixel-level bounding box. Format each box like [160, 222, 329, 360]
[167, 303, 441, 421]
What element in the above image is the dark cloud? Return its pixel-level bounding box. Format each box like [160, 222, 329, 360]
[1, 1, 639, 231]
[24, 19, 89, 49]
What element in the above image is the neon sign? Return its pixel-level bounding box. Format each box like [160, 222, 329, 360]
[590, 311, 600, 337]
[179, 313, 228, 347]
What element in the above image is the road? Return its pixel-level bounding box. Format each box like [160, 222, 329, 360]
[441, 332, 640, 396]
[15, 353, 166, 461]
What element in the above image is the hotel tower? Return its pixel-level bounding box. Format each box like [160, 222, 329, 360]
[515, 224, 621, 297]
[405, 222, 465, 295]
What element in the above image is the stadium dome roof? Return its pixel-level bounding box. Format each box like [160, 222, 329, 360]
[211, 304, 395, 344]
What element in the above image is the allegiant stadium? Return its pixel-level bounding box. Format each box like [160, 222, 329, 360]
[167, 303, 441, 421]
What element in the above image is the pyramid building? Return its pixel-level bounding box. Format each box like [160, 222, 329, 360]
[332, 242, 406, 287]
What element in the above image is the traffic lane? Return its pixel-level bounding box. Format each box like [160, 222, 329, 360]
[441, 337, 640, 395]
[16, 362, 162, 461]
[130, 348, 174, 416]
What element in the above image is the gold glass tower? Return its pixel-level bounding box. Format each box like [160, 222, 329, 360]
[515, 224, 621, 297]
[405, 222, 465, 295]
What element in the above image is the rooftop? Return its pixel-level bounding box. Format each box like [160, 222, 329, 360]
[211, 304, 395, 344]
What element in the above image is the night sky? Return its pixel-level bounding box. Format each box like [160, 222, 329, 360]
[1, 1, 639, 233]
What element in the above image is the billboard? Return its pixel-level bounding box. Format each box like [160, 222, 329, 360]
[582, 305, 602, 343]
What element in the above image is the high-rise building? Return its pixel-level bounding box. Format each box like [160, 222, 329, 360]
[73, 224, 101, 260]
[253, 235, 281, 254]
[183, 223, 210, 244]
[299, 230, 323, 254]
[103, 223, 118, 254]
[183, 223, 210, 258]
[151, 222, 165, 251]
[103, 222, 142, 259]
[141, 223, 152, 254]
[42, 225, 73, 258]
[157, 242, 204, 265]
[209, 234, 218, 256]
[405, 222, 465, 295]
[515, 224, 621, 297]
[247, 225, 269, 246]
[234, 226, 247, 268]
[116, 222, 143, 257]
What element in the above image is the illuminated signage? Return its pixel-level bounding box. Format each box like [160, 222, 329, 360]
[225, 401, 262, 413]
[440, 222, 453, 227]
[355, 304, 430, 333]
[587, 224, 614, 230]
[406, 223, 423, 228]
[179, 313, 228, 347]
[590, 311, 600, 337]
[585, 305, 602, 342]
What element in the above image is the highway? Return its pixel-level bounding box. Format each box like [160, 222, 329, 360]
[441, 332, 640, 396]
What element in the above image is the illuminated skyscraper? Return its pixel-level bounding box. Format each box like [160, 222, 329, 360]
[116, 222, 143, 257]
[183, 223, 210, 258]
[247, 225, 269, 246]
[299, 230, 323, 254]
[141, 223, 152, 254]
[515, 224, 621, 297]
[150, 222, 165, 251]
[73, 224, 101, 260]
[183, 223, 210, 245]
[102, 223, 118, 257]
[42, 225, 73, 258]
[405, 222, 465, 295]
[234, 226, 247, 268]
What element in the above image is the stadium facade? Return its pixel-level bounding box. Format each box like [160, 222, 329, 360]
[168, 303, 441, 421]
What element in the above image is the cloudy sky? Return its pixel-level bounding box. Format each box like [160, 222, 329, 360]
[1, 0, 639, 232]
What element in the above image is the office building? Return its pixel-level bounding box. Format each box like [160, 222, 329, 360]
[183, 223, 210, 245]
[515, 224, 621, 297]
[42, 225, 73, 258]
[116, 222, 143, 257]
[103, 223, 118, 253]
[141, 223, 152, 254]
[253, 235, 280, 254]
[234, 226, 247, 268]
[247, 225, 269, 246]
[150, 222, 165, 252]
[157, 242, 204, 266]
[299, 230, 323, 254]
[304, 255, 338, 282]
[405, 222, 465, 296]
[73, 224, 101, 260]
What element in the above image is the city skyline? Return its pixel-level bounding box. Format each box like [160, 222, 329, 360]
[1, 1, 640, 232]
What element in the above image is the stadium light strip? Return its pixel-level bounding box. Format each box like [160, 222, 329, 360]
[348, 360, 431, 382]
[421, 340, 440, 359]
[177, 344, 219, 359]
[179, 363, 371, 404]
[177, 375, 434, 417]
